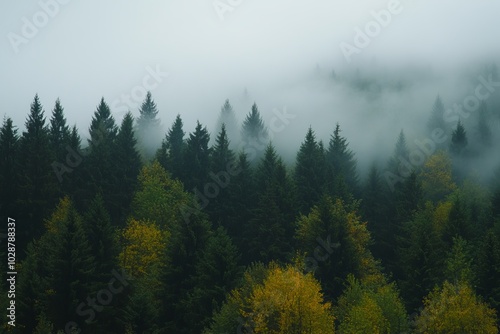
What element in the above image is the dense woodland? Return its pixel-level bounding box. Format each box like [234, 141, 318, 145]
[2, 64, 500, 333]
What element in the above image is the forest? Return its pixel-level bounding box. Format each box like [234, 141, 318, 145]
[1, 63, 500, 334]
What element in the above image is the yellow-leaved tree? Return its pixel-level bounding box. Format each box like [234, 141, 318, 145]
[119, 218, 167, 279]
[415, 281, 498, 333]
[420, 150, 456, 202]
[205, 263, 335, 334]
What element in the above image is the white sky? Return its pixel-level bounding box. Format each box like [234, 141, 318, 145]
[1, 0, 499, 141]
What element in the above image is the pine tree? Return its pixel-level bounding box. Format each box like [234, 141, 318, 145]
[207, 124, 235, 228]
[83, 194, 119, 280]
[326, 123, 358, 198]
[182, 226, 242, 332]
[17, 95, 58, 252]
[450, 120, 468, 155]
[114, 112, 142, 224]
[184, 121, 211, 191]
[476, 101, 492, 147]
[227, 152, 255, 254]
[362, 164, 390, 265]
[214, 99, 239, 148]
[136, 91, 162, 160]
[427, 95, 446, 132]
[241, 103, 268, 162]
[387, 130, 410, 179]
[476, 230, 500, 312]
[246, 144, 297, 264]
[49, 98, 70, 161]
[156, 114, 185, 180]
[294, 127, 326, 214]
[0, 117, 19, 221]
[84, 98, 119, 222]
[159, 211, 213, 333]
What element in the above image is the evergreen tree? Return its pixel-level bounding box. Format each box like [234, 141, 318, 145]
[427, 95, 446, 132]
[184, 121, 211, 190]
[182, 226, 242, 332]
[17, 95, 58, 252]
[207, 124, 235, 228]
[476, 101, 492, 147]
[84, 194, 119, 279]
[399, 204, 444, 311]
[246, 144, 297, 264]
[241, 103, 268, 162]
[45, 204, 96, 332]
[476, 229, 500, 312]
[0, 117, 19, 221]
[387, 129, 410, 179]
[226, 152, 255, 254]
[214, 99, 239, 148]
[114, 112, 142, 224]
[84, 98, 119, 222]
[159, 211, 213, 333]
[49, 98, 70, 161]
[450, 120, 468, 155]
[294, 127, 326, 214]
[326, 123, 358, 198]
[136, 91, 162, 160]
[362, 164, 390, 265]
[156, 114, 185, 180]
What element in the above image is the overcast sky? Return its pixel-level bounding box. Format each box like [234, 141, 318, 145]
[1, 0, 499, 155]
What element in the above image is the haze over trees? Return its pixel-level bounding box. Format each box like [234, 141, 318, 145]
[2, 62, 500, 333]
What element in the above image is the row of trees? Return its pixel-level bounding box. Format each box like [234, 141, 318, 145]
[1, 90, 500, 332]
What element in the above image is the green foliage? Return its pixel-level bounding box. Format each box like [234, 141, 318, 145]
[156, 114, 185, 180]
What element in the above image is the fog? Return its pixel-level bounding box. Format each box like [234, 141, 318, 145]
[1, 0, 500, 182]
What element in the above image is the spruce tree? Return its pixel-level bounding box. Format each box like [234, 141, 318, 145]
[476, 101, 492, 147]
[114, 112, 142, 224]
[0, 117, 19, 221]
[450, 120, 468, 155]
[49, 98, 70, 161]
[208, 124, 235, 228]
[326, 123, 358, 198]
[241, 103, 268, 162]
[184, 121, 210, 191]
[17, 95, 58, 251]
[156, 114, 185, 180]
[136, 91, 162, 160]
[427, 95, 446, 132]
[214, 99, 239, 148]
[295, 127, 326, 214]
[84, 98, 119, 221]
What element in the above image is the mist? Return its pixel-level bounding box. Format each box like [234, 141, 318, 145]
[2, 0, 500, 182]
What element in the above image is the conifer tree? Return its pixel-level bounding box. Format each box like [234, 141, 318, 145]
[241, 103, 268, 161]
[214, 99, 239, 148]
[49, 98, 70, 161]
[450, 120, 468, 155]
[427, 95, 446, 132]
[0, 117, 19, 221]
[184, 121, 211, 190]
[156, 114, 185, 180]
[207, 124, 235, 228]
[295, 127, 326, 214]
[17, 95, 58, 251]
[326, 123, 358, 197]
[114, 112, 142, 224]
[476, 101, 492, 147]
[136, 91, 162, 160]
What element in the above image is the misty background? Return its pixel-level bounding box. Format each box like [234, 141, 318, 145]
[1, 0, 500, 181]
